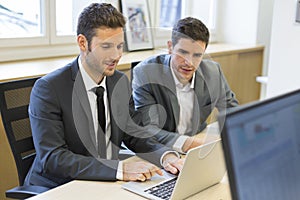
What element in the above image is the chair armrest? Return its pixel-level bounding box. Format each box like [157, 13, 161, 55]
[6, 185, 50, 199]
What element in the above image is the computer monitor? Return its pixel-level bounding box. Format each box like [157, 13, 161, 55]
[219, 89, 300, 200]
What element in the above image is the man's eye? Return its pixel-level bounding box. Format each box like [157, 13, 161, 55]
[194, 53, 203, 58]
[178, 50, 188, 54]
[117, 44, 124, 49]
[101, 44, 112, 49]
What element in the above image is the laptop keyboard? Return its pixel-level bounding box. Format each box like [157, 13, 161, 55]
[144, 177, 178, 200]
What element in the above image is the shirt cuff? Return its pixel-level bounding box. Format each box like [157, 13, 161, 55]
[160, 151, 181, 166]
[173, 135, 189, 153]
[116, 161, 123, 180]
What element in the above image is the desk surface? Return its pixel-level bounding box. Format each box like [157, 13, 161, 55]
[27, 177, 230, 200]
[26, 123, 231, 200]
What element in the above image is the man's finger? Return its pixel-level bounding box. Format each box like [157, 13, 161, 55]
[137, 173, 146, 181]
[164, 162, 178, 174]
[143, 171, 152, 180]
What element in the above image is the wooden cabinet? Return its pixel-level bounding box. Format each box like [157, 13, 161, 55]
[208, 47, 264, 104]
[118, 44, 264, 105]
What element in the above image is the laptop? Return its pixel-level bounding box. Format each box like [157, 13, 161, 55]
[122, 139, 226, 200]
[219, 89, 300, 200]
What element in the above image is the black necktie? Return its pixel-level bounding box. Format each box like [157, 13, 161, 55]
[95, 86, 106, 159]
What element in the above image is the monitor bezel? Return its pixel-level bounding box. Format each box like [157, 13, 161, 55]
[218, 88, 300, 200]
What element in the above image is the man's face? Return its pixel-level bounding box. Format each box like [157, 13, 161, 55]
[80, 27, 124, 83]
[169, 38, 206, 85]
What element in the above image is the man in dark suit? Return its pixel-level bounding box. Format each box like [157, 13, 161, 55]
[24, 3, 183, 189]
[132, 17, 238, 153]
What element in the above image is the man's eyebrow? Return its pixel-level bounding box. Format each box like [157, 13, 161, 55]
[178, 48, 189, 53]
[99, 42, 114, 45]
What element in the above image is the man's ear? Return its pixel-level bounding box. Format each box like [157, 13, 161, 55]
[77, 34, 88, 51]
[167, 40, 172, 54]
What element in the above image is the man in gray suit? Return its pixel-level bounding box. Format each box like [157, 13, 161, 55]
[25, 3, 183, 189]
[132, 17, 238, 153]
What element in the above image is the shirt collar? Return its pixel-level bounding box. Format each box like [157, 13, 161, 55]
[78, 56, 107, 92]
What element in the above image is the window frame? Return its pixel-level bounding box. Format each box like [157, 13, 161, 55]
[151, 0, 218, 48]
[0, 0, 218, 62]
[0, 0, 49, 47]
[49, 0, 77, 44]
[0, 0, 79, 62]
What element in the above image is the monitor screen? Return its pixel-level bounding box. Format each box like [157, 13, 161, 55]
[219, 89, 300, 200]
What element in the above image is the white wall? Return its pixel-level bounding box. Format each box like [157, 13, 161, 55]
[256, 0, 276, 99]
[266, 0, 300, 98]
[215, 0, 276, 99]
[216, 0, 259, 44]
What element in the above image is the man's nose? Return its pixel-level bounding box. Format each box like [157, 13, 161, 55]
[184, 55, 193, 66]
[109, 47, 122, 59]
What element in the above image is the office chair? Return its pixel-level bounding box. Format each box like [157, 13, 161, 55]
[130, 61, 141, 87]
[0, 77, 49, 199]
[117, 61, 141, 160]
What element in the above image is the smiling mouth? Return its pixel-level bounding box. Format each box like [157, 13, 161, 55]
[105, 61, 117, 68]
[180, 67, 193, 73]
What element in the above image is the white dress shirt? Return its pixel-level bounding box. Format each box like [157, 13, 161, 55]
[78, 58, 123, 179]
[170, 66, 195, 153]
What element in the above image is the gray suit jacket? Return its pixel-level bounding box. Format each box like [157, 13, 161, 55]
[25, 57, 170, 188]
[132, 54, 238, 146]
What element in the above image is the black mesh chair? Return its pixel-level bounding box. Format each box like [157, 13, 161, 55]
[130, 61, 141, 86]
[0, 77, 49, 199]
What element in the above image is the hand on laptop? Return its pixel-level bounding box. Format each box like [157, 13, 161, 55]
[182, 137, 204, 153]
[162, 153, 185, 174]
[182, 134, 220, 153]
[123, 161, 163, 182]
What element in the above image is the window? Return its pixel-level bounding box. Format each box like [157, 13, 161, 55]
[187, 0, 217, 31]
[52, 0, 98, 44]
[150, 0, 218, 47]
[0, 0, 48, 48]
[159, 0, 182, 28]
[0, 0, 42, 38]
[0, 0, 217, 62]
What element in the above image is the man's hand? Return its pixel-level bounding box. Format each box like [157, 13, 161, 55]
[182, 137, 204, 153]
[182, 134, 220, 153]
[162, 153, 184, 174]
[123, 161, 163, 182]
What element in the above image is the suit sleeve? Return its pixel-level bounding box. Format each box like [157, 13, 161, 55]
[29, 78, 119, 184]
[215, 63, 239, 110]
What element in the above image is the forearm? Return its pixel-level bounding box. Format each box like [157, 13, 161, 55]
[45, 148, 119, 181]
[30, 114, 119, 181]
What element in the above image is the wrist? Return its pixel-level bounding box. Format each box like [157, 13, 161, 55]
[182, 137, 193, 152]
[161, 151, 181, 166]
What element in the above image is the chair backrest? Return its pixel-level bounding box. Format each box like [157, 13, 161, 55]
[130, 61, 140, 87]
[0, 77, 40, 185]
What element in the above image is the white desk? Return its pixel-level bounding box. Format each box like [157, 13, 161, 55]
[26, 177, 230, 200]
[27, 123, 231, 200]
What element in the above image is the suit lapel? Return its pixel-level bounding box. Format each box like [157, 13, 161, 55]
[191, 83, 201, 135]
[192, 67, 207, 133]
[162, 56, 180, 126]
[106, 76, 120, 159]
[71, 61, 98, 158]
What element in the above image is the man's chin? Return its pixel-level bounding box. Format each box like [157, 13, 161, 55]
[179, 75, 193, 84]
[103, 69, 116, 77]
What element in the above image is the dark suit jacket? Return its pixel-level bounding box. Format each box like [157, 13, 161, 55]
[25, 57, 170, 188]
[132, 54, 239, 146]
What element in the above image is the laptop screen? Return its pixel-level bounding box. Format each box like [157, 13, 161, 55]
[219, 89, 300, 200]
